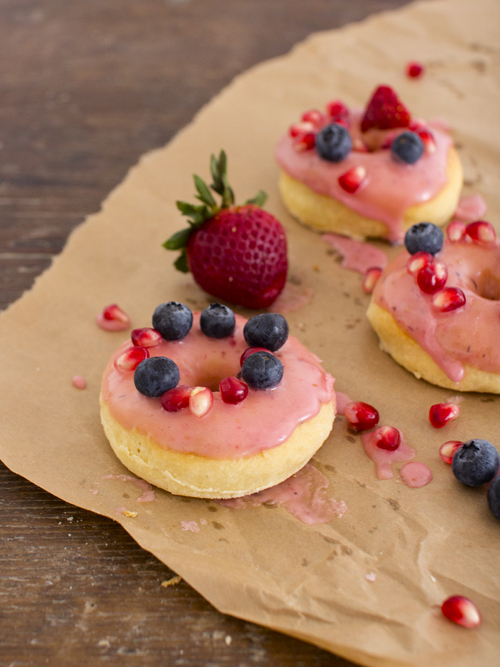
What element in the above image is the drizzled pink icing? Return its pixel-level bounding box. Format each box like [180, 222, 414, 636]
[101, 313, 335, 459]
[372, 239, 500, 382]
[275, 111, 453, 242]
[322, 234, 388, 274]
[361, 428, 415, 480]
[400, 462, 433, 488]
[454, 194, 487, 222]
[102, 474, 155, 502]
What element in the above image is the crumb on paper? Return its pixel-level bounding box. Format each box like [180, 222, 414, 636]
[365, 572, 377, 582]
[161, 575, 182, 588]
[181, 520, 199, 532]
[200, 518, 207, 525]
[430, 574, 437, 583]
[123, 510, 138, 518]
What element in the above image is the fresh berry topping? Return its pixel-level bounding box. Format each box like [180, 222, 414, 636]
[315, 123, 352, 163]
[362, 267, 383, 294]
[161, 384, 193, 412]
[338, 166, 367, 193]
[404, 222, 444, 255]
[417, 261, 448, 294]
[152, 302, 193, 341]
[406, 61, 425, 79]
[344, 402, 380, 432]
[352, 138, 369, 153]
[487, 475, 500, 521]
[447, 220, 467, 242]
[452, 439, 500, 487]
[417, 129, 436, 154]
[293, 131, 316, 152]
[441, 596, 481, 629]
[465, 220, 497, 245]
[97, 304, 131, 331]
[406, 251, 433, 276]
[243, 313, 289, 352]
[200, 303, 235, 338]
[131, 328, 163, 348]
[241, 351, 284, 389]
[432, 287, 466, 312]
[220, 376, 249, 404]
[301, 109, 327, 128]
[429, 402, 460, 428]
[361, 85, 411, 133]
[289, 121, 315, 137]
[134, 356, 180, 398]
[390, 131, 424, 164]
[373, 425, 400, 451]
[408, 118, 427, 133]
[114, 346, 149, 372]
[439, 440, 463, 465]
[240, 346, 270, 367]
[326, 100, 349, 124]
[189, 386, 214, 417]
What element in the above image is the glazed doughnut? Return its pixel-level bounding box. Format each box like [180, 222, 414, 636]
[367, 221, 500, 393]
[100, 304, 335, 498]
[275, 86, 463, 243]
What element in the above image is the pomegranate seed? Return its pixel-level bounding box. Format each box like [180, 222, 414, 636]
[161, 384, 193, 412]
[417, 129, 436, 154]
[441, 596, 481, 629]
[293, 132, 316, 151]
[373, 425, 400, 451]
[97, 304, 131, 331]
[406, 251, 433, 276]
[362, 267, 382, 294]
[114, 346, 149, 371]
[131, 327, 163, 348]
[220, 377, 249, 404]
[189, 386, 214, 417]
[344, 401, 380, 432]
[439, 440, 463, 464]
[289, 121, 315, 138]
[432, 287, 466, 312]
[447, 220, 467, 242]
[408, 118, 427, 133]
[352, 138, 369, 152]
[465, 220, 497, 245]
[326, 100, 349, 123]
[417, 261, 448, 294]
[301, 109, 327, 128]
[338, 166, 367, 193]
[406, 61, 425, 78]
[240, 347, 270, 367]
[429, 402, 461, 428]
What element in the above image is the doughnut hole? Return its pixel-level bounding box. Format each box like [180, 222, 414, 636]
[475, 268, 500, 301]
[177, 353, 241, 392]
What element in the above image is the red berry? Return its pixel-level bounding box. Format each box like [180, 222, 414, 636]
[362, 267, 382, 294]
[220, 377, 249, 404]
[301, 109, 327, 128]
[447, 220, 467, 242]
[406, 61, 425, 78]
[189, 387, 214, 417]
[326, 100, 350, 124]
[161, 385, 193, 412]
[408, 118, 427, 133]
[361, 85, 411, 133]
[352, 138, 369, 153]
[417, 261, 448, 294]
[97, 304, 131, 331]
[373, 425, 400, 451]
[441, 596, 481, 629]
[417, 129, 436, 154]
[292, 131, 316, 151]
[406, 251, 433, 277]
[338, 166, 367, 193]
[114, 346, 149, 371]
[432, 287, 466, 312]
[344, 401, 380, 431]
[465, 220, 497, 245]
[289, 121, 315, 137]
[131, 327, 163, 348]
[429, 402, 461, 428]
[439, 440, 463, 464]
[240, 347, 270, 367]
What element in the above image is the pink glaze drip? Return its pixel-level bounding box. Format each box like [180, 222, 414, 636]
[215, 464, 347, 525]
[361, 428, 415, 480]
[276, 110, 453, 242]
[454, 194, 487, 222]
[272, 283, 314, 313]
[72, 375, 87, 390]
[180, 520, 199, 533]
[101, 313, 335, 459]
[335, 391, 352, 416]
[400, 462, 433, 488]
[96, 312, 131, 332]
[323, 234, 388, 274]
[102, 474, 156, 502]
[372, 239, 500, 382]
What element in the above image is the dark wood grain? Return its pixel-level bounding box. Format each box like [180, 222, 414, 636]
[0, 1, 411, 665]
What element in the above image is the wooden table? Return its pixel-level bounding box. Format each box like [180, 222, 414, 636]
[0, 1, 411, 664]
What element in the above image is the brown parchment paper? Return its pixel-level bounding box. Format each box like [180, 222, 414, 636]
[1, 0, 499, 664]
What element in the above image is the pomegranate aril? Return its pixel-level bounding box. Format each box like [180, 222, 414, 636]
[293, 132, 316, 151]
[441, 595, 481, 629]
[240, 347, 271, 367]
[289, 121, 315, 138]
[429, 402, 460, 428]
[417, 261, 448, 294]
[439, 440, 463, 464]
[344, 401, 380, 432]
[338, 166, 367, 193]
[326, 100, 349, 123]
[406, 251, 433, 277]
[362, 267, 382, 294]
[417, 129, 436, 154]
[408, 118, 427, 133]
[447, 220, 467, 242]
[97, 304, 131, 331]
[189, 386, 214, 417]
[406, 61, 425, 78]
[114, 346, 149, 371]
[432, 287, 466, 312]
[465, 220, 497, 245]
[373, 425, 400, 451]
[220, 376, 249, 405]
[161, 384, 193, 412]
[131, 327, 163, 348]
[301, 109, 327, 128]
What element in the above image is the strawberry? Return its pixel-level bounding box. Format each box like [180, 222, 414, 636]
[164, 151, 288, 309]
[361, 85, 411, 133]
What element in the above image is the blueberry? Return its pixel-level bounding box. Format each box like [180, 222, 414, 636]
[487, 475, 500, 521]
[152, 302, 193, 340]
[404, 222, 444, 255]
[241, 351, 283, 389]
[315, 123, 352, 163]
[134, 356, 180, 398]
[452, 439, 500, 487]
[243, 313, 289, 352]
[391, 131, 424, 164]
[200, 303, 235, 338]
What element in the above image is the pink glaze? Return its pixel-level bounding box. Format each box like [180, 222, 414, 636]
[96, 312, 131, 332]
[215, 464, 347, 525]
[365, 572, 377, 582]
[102, 474, 156, 502]
[454, 194, 487, 222]
[335, 391, 352, 416]
[102, 313, 335, 459]
[276, 110, 453, 242]
[372, 239, 500, 382]
[181, 520, 199, 533]
[323, 234, 388, 274]
[361, 428, 415, 480]
[272, 283, 314, 313]
[400, 461, 433, 488]
[72, 375, 87, 390]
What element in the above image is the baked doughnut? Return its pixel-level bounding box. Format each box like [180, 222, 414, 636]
[367, 221, 500, 393]
[100, 303, 335, 498]
[275, 85, 463, 243]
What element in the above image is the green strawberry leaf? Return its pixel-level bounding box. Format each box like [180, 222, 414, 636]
[193, 174, 217, 210]
[174, 249, 189, 273]
[162, 227, 192, 250]
[210, 150, 234, 208]
[245, 190, 267, 207]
